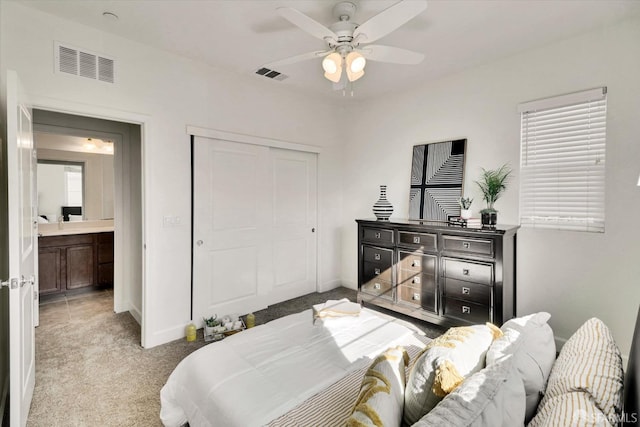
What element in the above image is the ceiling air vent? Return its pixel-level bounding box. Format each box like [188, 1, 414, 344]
[255, 67, 288, 81]
[55, 42, 115, 83]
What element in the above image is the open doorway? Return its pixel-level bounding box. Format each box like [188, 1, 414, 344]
[32, 110, 143, 331]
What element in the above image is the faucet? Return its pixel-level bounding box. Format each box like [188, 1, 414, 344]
[58, 215, 64, 230]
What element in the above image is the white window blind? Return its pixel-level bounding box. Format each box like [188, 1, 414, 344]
[519, 87, 607, 232]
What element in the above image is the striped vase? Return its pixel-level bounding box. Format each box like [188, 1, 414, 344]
[372, 185, 393, 221]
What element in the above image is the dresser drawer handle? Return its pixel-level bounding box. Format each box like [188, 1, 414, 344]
[463, 242, 470, 249]
[412, 293, 420, 301]
[374, 283, 381, 290]
[462, 268, 470, 276]
[413, 236, 421, 244]
[462, 286, 470, 295]
[375, 232, 381, 239]
[462, 305, 471, 314]
[412, 276, 421, 284]
[412, 260, 421, 268]
[374, 268, 381, 275]
[374, 253, 381, 261]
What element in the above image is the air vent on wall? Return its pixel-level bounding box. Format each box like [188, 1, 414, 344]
[255, 67, 288, 81]
[55, 42, 114, 83]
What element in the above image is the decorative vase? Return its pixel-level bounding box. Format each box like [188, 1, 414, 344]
[372, 185, 394, 221]
[460, 209, 472, 220]
[481, 211, 498, 227]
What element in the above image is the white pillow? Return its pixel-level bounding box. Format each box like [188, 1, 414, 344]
[486, 312, 556, 422]
[346, 346, 408, 427]
[411, 355, 526, 427]
[403, 324, 502, 425]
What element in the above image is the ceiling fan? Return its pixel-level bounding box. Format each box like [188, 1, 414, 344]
[263, 0, 428, 87]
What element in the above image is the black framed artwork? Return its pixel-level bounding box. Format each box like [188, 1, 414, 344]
[409, 139, 466, 221]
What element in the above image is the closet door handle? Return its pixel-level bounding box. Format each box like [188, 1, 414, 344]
[196, 240, 204, 246]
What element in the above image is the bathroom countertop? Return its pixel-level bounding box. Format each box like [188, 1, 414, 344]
[38, 220, 114, 237]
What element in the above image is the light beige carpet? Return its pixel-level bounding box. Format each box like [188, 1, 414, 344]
[28, 290, 206, 426]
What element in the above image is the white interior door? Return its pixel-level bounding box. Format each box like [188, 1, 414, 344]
[269, 148, 317, 304]
[192, 137, 317, 323]
[5, 70, 36, 427]
[193, 138, 273, 320]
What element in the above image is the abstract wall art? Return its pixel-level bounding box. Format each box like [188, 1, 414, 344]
[409, 139, 467, 221]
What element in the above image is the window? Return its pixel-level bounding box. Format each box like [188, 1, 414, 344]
[64, 166, 83, 206]
[519, 87, 607, 232]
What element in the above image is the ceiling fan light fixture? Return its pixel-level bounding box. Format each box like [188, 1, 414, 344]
[322, 52, 341, 74]
[322, 52, 343, 82]
[346, 51, 366, 73]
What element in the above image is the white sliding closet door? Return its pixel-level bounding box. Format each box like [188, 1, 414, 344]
[270, 147, 317, 304]
[192, 137, 317, 322]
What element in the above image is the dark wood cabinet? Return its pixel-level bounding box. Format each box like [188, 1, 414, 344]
[38, 231, 113, 297]
[357, 219, 519, 327]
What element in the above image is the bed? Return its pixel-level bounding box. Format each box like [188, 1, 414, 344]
[160, 304, 429, 427]
[161, 302, 640, 427]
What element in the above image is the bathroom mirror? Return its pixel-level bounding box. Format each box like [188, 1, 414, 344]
[409, 139, 466, 221]
[37, 160, 84, 221]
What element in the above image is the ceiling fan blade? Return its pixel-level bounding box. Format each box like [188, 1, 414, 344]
[358, 45, 424, 64]
[277, 7, 338, 42]
[263, 50, 331, 69]
[353, 0, 427, 44]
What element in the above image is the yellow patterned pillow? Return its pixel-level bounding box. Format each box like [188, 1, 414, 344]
[403, 323, 502, 425]
[533, 318, 623, 423]
[346, 346, 409, 427]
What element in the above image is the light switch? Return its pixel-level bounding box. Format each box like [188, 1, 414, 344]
[163, 216, 181, 227]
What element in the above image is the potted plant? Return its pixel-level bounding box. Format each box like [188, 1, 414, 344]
[458, 197, 473, 220]
[475, 164, 512, 227]
[203, 315, 220, 337]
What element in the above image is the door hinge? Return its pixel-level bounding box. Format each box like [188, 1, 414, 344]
[1, 278, 19, 290]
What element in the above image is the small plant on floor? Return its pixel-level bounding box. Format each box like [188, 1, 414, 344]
[203, 315, 220, 327]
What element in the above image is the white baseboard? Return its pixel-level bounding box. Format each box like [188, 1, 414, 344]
[129, 305, 142, 326]
[144, 324, 189, 349]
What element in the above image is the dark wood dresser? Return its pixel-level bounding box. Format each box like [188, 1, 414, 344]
[356, 219, 519, 327]
[39, 231, 114, 298]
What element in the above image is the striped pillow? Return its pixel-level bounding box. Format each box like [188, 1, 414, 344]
[528, 391, 613, 426]
[535, 318, 623, 423]
[346, 346, 409, 427]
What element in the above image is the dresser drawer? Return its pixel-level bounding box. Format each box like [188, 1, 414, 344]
[362, 261, 393, 283]
[397, 270, 436, 290]
[397, 285, 436, 312]
[361, 279, 393, 299]
[362, 227, 394, 245]
[398, 251, 437, 273]
[443, 259, 493, 286]
[398, 231, 437, 251]
[443, 298, 490, 324]
[442, 235, 493, 256]
[362, 246, 393, 265]
[444, 278, 491, 306]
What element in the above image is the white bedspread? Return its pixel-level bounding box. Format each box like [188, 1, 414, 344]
[160, 307, 426, 427]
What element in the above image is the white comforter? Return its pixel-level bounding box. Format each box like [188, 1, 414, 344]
[160, 307, 426, 427]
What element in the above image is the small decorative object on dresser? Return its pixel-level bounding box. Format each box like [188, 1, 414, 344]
[372, 185, 394, 220]
[475, 164, 512, 227]
[459, 197, 473, 220]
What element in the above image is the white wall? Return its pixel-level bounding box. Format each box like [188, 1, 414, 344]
[36, 148, 114, 220]
[0, 2, 345, 347]
[341, 16, 640, 357]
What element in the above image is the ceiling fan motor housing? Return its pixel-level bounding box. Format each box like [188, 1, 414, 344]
[332, 2, 356, 21]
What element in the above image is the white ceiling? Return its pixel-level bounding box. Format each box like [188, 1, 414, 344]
[16, 0, 640, 101]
